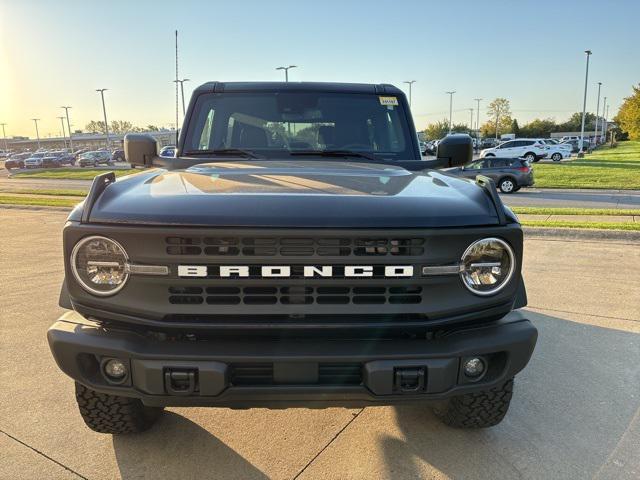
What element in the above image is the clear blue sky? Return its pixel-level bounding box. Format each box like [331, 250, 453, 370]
[2, 0, 639, 138]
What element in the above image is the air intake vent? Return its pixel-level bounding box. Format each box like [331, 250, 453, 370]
[229, 363, 362, 386]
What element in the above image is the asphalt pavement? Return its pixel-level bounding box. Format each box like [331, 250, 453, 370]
[0, 208, 638, 480]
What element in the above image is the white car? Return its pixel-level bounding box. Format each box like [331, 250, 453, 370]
[479, 139, 547, 162]
[539, 139, 572, 161]
[24, 152, 47, 168]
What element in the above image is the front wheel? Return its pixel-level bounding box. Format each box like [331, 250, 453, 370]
[433, 378, 514, 428]
[499, 178, 516, 193]
[75, 382, 164, 434]
[551, 152, 562, 162]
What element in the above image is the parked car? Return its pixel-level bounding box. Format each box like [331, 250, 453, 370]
[41, 152, 64, 168]
[4, 152, 30, 169]
[24, 152, 48, 168]
[480, 139, 547, 162]
[539, 139, 572, 161]
[159, 145, 176, 157]
[78, 150, 113, 167]
[445, 157, 534, 193]
[559, 135, 580, 143]
[480, 138, 500, 149]
[111, 149, 126, 162]
[561, 138, 590, 153]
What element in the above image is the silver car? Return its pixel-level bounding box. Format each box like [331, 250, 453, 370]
[445, 157, 534, 193]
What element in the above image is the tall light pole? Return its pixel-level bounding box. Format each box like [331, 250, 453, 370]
[578, 50, 592, 156]
[446, 91, 456, 134]
[601, 96, 608, 143]
[61, 106, 74, 152]
[276, 65, 297, 82]
[173, 78, 190, 116]
[474, 98, 482, 148]
[0, 123, 7, 152]
[403, 80, 416, 107]
[96, 89, 110, 150]
[57, 116, 67, 148]
[469, 108, 474, 133]
[31, 118, 41, 149]
[594, 82, 602, 144]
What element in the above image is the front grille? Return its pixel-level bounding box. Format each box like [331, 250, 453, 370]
[230, 363, 362, 386]
[166, 236, 424, 257]
[168, 285, 423, 306]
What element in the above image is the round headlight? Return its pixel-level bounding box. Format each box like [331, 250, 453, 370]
[71, 236, 129, 296]
[460, 238, 515, 296]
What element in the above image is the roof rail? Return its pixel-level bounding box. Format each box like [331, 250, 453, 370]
[475, 175, 507, 225]
[81, 171, 115, 223]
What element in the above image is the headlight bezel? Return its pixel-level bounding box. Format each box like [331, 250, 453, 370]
[70, 235, 130, 296]
[459, 237, 516, 296]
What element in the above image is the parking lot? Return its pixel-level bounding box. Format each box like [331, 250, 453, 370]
[0, 208, 638, 480]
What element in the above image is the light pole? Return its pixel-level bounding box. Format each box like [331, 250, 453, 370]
[446, 91, 456, 134]
[474, 98, 482, 148]
[57, 116, 67, 148]
[495, 105, 501, 140]
[276, 65, 297, 82]
[31, 118, 41, 149]
[61, 106, 74, 152]
[578, 50, 592, 156]
[594, 82, 602, 144]
[96, 89, 110, 150]
[469, 108, 474, 133]
[403, 80, 416, 107]
[0, 123, 7, 152]
[173, 78, 190, 116]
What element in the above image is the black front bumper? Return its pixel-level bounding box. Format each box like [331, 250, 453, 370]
[48, 311, 537, 408]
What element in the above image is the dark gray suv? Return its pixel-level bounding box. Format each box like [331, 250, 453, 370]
[446, 157, 534, 193]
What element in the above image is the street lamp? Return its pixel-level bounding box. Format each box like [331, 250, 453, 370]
[173, 78, 190, 115]
[61, 106, 74, 152]
[446, 91, 456, 134]
[57, 116, 67, 148]
[578, 50, 592, 156]
[403, 80, 416, 107]
[468, 108, 474, 132]
[31, 118, 41, 149]
[276, 65, 297, 82]
[594, 82, 602, 145]
[474, 98, 482, 149]
[96, 89, 110, 150]
[0, 123, 7, 152]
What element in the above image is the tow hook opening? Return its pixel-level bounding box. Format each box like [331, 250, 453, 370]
[394, 367, 425, 393]
[164, 368, 198, 395]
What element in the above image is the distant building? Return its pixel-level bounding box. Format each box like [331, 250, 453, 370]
[6, 130, 177, 152]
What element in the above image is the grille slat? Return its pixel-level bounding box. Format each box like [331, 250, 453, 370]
[168, 286, 422, 305]
[166, 236, 424, 257]
[230, 363, 362, 386]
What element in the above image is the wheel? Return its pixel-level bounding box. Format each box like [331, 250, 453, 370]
[551, 152, 562, 162]
[498, 178, 516, 193]
[485, 153, 495, 157]
[523, 152, 536, 162]
[75, 382, 164, 434]
[433, 378, 514, 428]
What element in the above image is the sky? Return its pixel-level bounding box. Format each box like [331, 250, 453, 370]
[1, 0, 639, 138]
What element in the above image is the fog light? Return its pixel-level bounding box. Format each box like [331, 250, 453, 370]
[463, 357, 485, 378]
[103, 358, 127, 379]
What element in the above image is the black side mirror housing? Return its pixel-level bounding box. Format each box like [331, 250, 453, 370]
[124, 134, 158, 167]
[434, 134, 473, 168]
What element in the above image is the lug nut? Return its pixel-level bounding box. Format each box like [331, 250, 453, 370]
[103, 358, 128, 379]
[463, 357, 485, 378]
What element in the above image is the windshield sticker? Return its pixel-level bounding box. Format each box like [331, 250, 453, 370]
[379, 96, 398, 106]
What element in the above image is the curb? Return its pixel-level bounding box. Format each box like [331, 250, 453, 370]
[524, 226, 640, 242]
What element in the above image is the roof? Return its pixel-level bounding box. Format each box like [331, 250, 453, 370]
[193, 81, 404, 95]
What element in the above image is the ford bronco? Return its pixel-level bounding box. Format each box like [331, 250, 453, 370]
[48, 82, 537, 434]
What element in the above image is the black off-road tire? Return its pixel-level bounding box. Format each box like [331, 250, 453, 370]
[433, 378, 514, 428]
[75, 382, 164, 434]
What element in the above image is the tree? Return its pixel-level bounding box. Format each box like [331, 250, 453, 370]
[109, 120, 134, 134]
[85, 120, 106, 134]
[511, 119, 520, 137]
[479, 115, 513, 138]
[486, 98, 512, 137]
[423, 120, 450, 140]
[615, 84, 640, 140]
[559, 112, 596, 132]
[519, 118, 558, 138]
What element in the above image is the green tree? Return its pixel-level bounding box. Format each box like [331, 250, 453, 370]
[423, 120, 450, 140]
[511, 119, 520, 137]
[485, 98, 512, 137]
[85, 120, 106, 134]
[559, 112, 596, 131]
[480, 115, 513, 138]
[520, 118, 558, 138]
[615, 84, 640, 140]
[109, 120, 135, 134]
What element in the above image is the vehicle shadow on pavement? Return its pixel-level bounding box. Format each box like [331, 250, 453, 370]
[378, 312, 640, 480]
[112, 412, 268, 479]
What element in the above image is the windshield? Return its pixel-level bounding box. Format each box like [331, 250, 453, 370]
[183, 92, 415, 159]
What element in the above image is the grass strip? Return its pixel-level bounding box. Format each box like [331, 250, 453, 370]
[0, 189, 88, 197]
[12, 168, 133, 180]
[0, 195, 81, 208]
[521, 220, 640, 231]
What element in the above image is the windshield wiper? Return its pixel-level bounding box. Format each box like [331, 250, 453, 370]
[183, 148, 260, 158]
[290, 150, 380, 161]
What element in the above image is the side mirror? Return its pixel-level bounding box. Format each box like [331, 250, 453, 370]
[434, 134, 473, 168]
[124, 134, 158, 167]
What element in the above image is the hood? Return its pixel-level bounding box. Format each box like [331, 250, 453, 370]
[83, 160, 500, 228]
